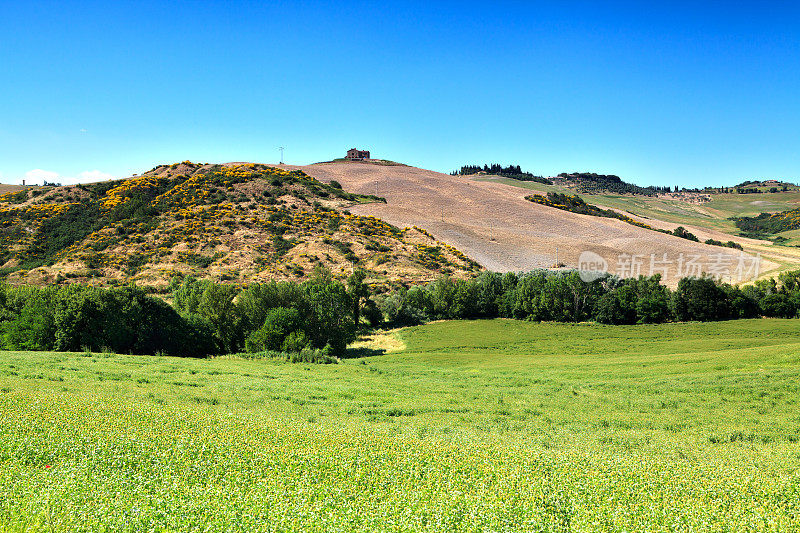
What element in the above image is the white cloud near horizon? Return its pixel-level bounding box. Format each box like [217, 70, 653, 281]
[24, 169, 61, 183]
[21, 168, 115, 185]
[76, 170, 114, 182]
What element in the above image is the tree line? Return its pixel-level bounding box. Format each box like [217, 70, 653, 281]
[555, 173, 668, 196]
[377, 270, 800, 326]
[2, 268, 800, 359]
[0, 268, 374, 361]
[453, 164, 553, 185]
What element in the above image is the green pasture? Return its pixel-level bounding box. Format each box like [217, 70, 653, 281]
[2, 319, 800, 531]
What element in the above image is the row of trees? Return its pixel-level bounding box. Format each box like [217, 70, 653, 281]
[0, 268, 374, 358]
[0, 284, 208, 356]
[3, 268, 800, 358]
[453, 164, 553, 184]
[376, 270, 800, 326]
[555, 173, 662, 196]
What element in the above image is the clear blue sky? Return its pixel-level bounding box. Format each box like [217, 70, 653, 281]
[1, 1, 798, 186]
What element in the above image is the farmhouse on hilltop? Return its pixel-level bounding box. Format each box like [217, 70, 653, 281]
[346, 148, 370, 160]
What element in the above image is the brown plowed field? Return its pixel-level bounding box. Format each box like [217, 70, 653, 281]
[283, 162, 774, 284]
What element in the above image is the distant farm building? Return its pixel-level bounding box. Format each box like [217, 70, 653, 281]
[346, 148, 370, 160]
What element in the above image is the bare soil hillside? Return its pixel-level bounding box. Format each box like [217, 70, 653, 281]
[285, 161, 774, 285]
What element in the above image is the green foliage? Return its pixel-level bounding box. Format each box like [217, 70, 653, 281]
[347, 268, 370, 328]
[672, 276, 732, 321]
[1, 286, 56, 350]
[236, 281, 305, 333]
[170, 276, 212, 315]
[281, 329, 310, 352]
[0, 284, 207, 356]
[196, 283, 243, 354]
[732, 209, 800, 234]
[594, 276, 670, 324]
[301, 268, 357, 354]
[704, 238, 743, 250]
[6, 190, 28, 204]
[271, 235, 296, 256]
[455, 163, 552, 184]
[245, 307, 303, 352]
[380, 269, 800, 327]
[556, 172, 668, 195]
[0, 271, 360, 358]
[26, 204, 104, 267]
[376, 287, 428, 326]
[672, 226, 699, 242]
[327, 239, 358, 263]
[759, 293, 796, 318]
[182, 253, 217, 268]
[235, 270, 357, 356]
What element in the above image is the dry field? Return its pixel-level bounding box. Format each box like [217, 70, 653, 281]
[0, 185, 25, 195]
[285, 161, 776, 284]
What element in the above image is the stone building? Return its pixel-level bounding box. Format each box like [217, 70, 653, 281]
[345, 148, 370, 160]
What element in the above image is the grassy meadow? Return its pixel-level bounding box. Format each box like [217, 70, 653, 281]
[2, 319, 800, 531]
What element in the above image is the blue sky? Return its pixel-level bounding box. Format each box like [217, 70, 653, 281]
[0, 1, 798, 186]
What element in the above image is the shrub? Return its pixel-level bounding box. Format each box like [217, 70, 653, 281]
[672, 277, 731, 322]
[377, 288, 428, 326]
[282, 329, 310, 352]
[594, 288, 636, 325]
[760, 293, 795, 318]
[245, 307, 302, 352]
[672, 226, 700, 242]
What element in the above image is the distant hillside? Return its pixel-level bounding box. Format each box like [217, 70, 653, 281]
[284, 161, 775, 285]
[733, 208, 800, 236]
[553, 172, 670, 196]
[728, 180, 797, 194]
[0, 162, 480, 287]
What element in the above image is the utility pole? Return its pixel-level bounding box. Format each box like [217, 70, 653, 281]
[278, 147, 285, 165]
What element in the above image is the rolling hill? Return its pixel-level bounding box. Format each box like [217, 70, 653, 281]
[2, 158, 793, 288]
[286, 160, 779, 285]
[0, 162, 479, 287]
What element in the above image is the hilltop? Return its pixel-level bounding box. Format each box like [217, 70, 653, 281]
[0, 162, 479, 287]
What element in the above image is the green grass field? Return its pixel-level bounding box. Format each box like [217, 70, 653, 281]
[2, 319, 800, 531]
